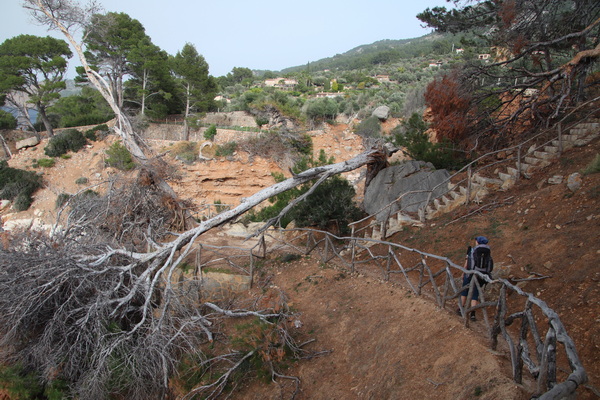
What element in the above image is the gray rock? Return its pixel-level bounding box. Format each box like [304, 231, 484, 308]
[363, 160, 450, 221]
[16, 136, 40, 150]
[567, 172, 582, 192]
[372, 106, 390, 121]
[548, 175, 563, 185]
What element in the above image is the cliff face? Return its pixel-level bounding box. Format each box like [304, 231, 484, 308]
[0, 120, 368, 228]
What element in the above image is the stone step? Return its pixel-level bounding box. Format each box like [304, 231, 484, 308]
[569, 128, 587, 136]
[574, 132, 599, 146]
[498, 171, 515, 182]
[574, 122, 600, 131]
[533, 151, 556, 160]
[450, 189, 462, 200]
[551, 140, 574, 150]
[472, 174, 503, 188]
[561, 134, 582, 142]
[544, 145, 559, 154]
[524, 156, 539, 165]
[507, 167, 520, 177]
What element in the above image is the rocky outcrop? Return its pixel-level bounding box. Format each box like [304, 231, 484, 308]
[16, 136, 40, 150]
[372, 106, 390, 121]
[363, 161, 450, 221]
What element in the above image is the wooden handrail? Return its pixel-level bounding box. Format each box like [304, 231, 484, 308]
[211, 227, 587, 399]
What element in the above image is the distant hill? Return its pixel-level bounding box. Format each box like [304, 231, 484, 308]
[281, 32, 455, 73]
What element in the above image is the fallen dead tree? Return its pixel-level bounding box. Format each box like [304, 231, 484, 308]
[0, 146, 390, 399]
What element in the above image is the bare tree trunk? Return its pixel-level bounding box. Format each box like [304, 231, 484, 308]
[5, 92, 39, 140]
[25, 0, 147, 161]
[35, 102, 54, 137]
[183, 82, 191, 141]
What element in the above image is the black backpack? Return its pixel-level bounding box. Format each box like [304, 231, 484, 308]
[470, 245, 494, 277]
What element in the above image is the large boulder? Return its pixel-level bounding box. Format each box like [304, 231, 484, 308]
[363, 160, 450, 221]
[372, 106, 390, 121]
[16, 136, 40, 150]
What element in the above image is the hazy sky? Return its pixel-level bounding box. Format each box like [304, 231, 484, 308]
[1, 0, 452, 77]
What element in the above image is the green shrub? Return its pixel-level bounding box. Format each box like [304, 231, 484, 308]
[0, 364, 44, 399]
[213, 199, 229, 213]
[582, 154, 600, 175]
[204, 124, 217, 140]
[85, 123, 109, 141]
[84, 130, 97, 141]
[290, 176, 364, 235]
[354, 115, 381, 138]
[170, 141, 198, 164]
[0, 163, 42, 211]
[392, 113, 467, 170]
[75, 177, 89, 185]
[56, 193, 71, 209]
[290, 134, 313, 156]
[255, 117, 269, 128]
[0, 109, 17, 129]
[105, 142, 135, 170]
[34, 158, 56, 168]
[215, 142, 237, 157]
[44, 128, 87, 157]
[244, 150, 363, 235]
[13, 193, 33, 211]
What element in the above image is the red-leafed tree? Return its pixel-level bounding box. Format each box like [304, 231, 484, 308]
[424, 71, 472, 143]
[418, 0, 600, 147]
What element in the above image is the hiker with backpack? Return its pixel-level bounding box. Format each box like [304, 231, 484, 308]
[457, 236, 493, 321]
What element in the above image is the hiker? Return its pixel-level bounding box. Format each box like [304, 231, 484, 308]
[457, 236, 493, 321]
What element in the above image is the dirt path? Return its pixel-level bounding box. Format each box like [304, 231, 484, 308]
[232, 256, 527, 400]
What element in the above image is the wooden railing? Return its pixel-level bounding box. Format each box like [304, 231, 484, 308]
[200, 228, 587, 399]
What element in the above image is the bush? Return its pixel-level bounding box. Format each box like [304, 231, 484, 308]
[203, 124, 217, 140]
[75, 177, 89, 185]
[244, 151, 363, 235]
[0, 163, 42, 211]
[170, 141, 198, 164]
[291, 175, 364, 235]
[44, 129, 87, 157]
[582, 154, 600, 175]
[85, 124, 109, 141]
[255, 117, 269, 128]
[105, 141, 135, 170]
[34, 158, 56, 168]
[392, 113, 467, 170]
[56, 193, 71, 209]
[215, 142, 237, 157]
[0, 109, 17, 130]
[354, 116, 381, 138]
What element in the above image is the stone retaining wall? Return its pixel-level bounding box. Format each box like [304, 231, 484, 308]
[142, 123, 262, 144]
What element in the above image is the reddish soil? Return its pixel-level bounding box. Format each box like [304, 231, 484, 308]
[1, 122, 598, 399]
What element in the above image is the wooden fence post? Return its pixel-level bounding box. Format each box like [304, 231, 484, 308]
[249, 253, 254, 289]
[516, 145, 522, 183]
[557, 122, 563, 155]
[466, 165, 472, 205]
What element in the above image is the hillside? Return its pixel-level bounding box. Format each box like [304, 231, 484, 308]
[1, 121, 598, 399]
[280, 32, 459, 73]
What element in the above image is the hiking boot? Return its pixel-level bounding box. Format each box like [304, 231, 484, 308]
[470, 312, 477, 321]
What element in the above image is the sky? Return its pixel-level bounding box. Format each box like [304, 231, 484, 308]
[1, 0, 453, 77]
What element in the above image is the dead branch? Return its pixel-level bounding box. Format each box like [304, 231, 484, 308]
[445, 198, 514, 226]
[512, 275, 552, 283]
